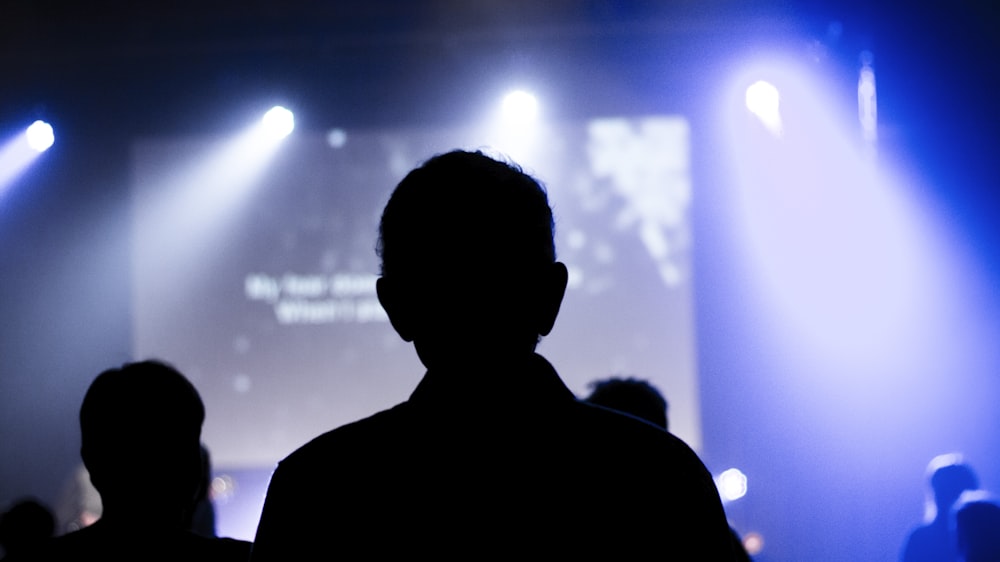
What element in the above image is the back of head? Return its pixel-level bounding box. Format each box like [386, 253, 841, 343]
[584, 377, 669, 431]
[954, 492, 1000, 562]
[378, 150, 555, 278]
[376, 150, 564, 368]
[926, 454, 979, 515]
[0, 498, 55, 556]
[80, 360, 205, 523]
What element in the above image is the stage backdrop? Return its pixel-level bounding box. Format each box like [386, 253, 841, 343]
[131, 115, 700, 475]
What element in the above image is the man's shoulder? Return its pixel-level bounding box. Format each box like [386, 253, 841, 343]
[23, 525, 99, 559]
[15, 526, 252, 562]
[573, 400, 704, 459]
[190, 535, 253, 561]
[278, 401, 412, 470]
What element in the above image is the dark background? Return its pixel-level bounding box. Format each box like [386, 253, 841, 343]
[2, 2, 999, 560]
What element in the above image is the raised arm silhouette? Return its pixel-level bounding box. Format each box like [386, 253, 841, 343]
[251, 149, 736, 559]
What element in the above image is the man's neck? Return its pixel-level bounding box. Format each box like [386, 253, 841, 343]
[411, 352, 573, 409]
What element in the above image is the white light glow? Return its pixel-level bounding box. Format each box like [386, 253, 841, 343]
[326, 128, 347, 148]
[743, 532, 765, 555]
[133, 117, 289, 289]
[717, 468, 748, 502]
[745, 81, 779, 115]
[502, 90, 539, 124]
[262, 106, 295, 140]
[0, 129, 45, 196]
[480, 89, 545, 164]
[745, 81, 782, 136]
[26, 120, 55, 153]
[858, 57, 877, 145]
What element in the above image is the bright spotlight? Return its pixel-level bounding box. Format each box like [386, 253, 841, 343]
[262, 106, 295, 140]
[717, 468, 748, 502]
[858, 52, 877, 148]
[26, 120, 55, 153]
[1, 123, 50, 194]
[326, 128, 348, 149]
[743, 532, 765, 556]
[501, 90, 539, 123]
[745, 81, 782, 135]
[746, 81, 779, 115]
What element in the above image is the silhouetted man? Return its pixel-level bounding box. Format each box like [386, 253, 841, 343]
[954, 491, 1000, 562]
[902, 454, 981, 562]
[0, 498, 54, 561]
[584, 376, 671, 431]
[15, 361, 251, 561]
[251, 150, 736, 559]
[584, 375, 754, 561]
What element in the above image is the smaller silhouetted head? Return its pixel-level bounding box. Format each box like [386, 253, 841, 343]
[376, 150, 568, 370]
[0, 498, 55, 556]
[929, 455, 979, 512]
[954, 491, 1000, 562]
[80, 360, 205, 525]
[584, 377, 669, 431]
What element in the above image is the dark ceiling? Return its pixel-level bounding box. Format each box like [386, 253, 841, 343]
[1, 1, 998, 160]
[0, 2, 835, 133]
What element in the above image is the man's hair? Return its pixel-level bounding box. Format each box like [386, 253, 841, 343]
[930, 458, 978, 502]
[80, 360, 205, 477]
[922, 453, 979, 521]
[377, 150, 555, 278]
[584, 377, 669, 430]
[954, 491, 1000, 561]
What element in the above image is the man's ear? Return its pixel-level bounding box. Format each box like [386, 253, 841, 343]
[537, 261, 568, 337]
[376, 277, 415, 342]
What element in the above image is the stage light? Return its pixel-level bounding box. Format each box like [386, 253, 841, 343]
[501, 90, 539, 124]
[745, 81, 779, 115]
[211, 474, 236, 502]
[1, 122, 52, 195]
[262, 106, 294, 140]
[133, 113, 294, 286]
[858, 51, 877, 147]
[484, 89, 543, 163]
[326, 128, 348, 149]
[717, 468, 748, 502]
[743, 532, 765, 555]
[26, 120, 54, 153]
[745, 81, 782, 135]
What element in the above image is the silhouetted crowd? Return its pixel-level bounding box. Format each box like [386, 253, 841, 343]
[2, 151, 997, 561]
[901, 454, 1000, 562]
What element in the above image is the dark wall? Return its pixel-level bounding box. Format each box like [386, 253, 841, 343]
[0, 128, 132, 512]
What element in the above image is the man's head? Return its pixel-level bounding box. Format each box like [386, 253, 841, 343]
[927, 454, 979, 511]
[376, 150, 568, 370]
[584, 377, 669, 431]
[954, 492, 1000, 562]
[80, 360, 205, 522]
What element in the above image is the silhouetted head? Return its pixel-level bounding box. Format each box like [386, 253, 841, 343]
[954, 491, 1000, 562]
[924, 453, 979, 521]
[79, 360, 205, 526]
[925, 453, 979, 522]
[584, 376, 669, 431]
[0, 498, 55, 556]
[376, 150, 568, 371]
